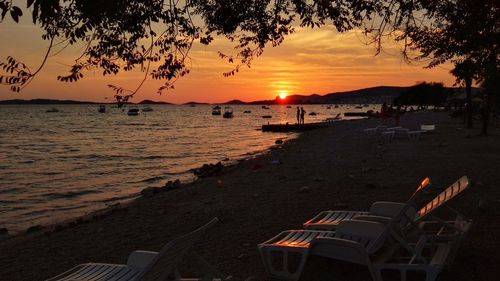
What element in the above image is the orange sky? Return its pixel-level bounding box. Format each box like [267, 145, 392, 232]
[0, 17, 456, 104]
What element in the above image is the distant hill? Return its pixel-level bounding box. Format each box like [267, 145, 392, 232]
[223, 99, 247, 105]
[0, 99, 98, 105]
[183, 101, 209, 105]
[137, 99, 172, 104]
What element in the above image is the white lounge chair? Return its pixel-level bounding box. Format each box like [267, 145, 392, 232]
[303, 178, 431, 230]
[258, 177, 470, 281]
[420, 124, 436, 133]
[364, 125, 388, 136]
[45, 218, 227, 281]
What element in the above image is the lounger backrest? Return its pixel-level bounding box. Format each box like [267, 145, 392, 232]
[334, 220, 387, 255]
[415, 176, 469, 222]
[137, 218, 219, 281]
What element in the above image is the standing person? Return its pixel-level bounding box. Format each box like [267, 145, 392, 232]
[380, 102, 388, 124]
[300, 107, 306, 124]
[296, 107, 300, 124]
[395, 106, 401, 126]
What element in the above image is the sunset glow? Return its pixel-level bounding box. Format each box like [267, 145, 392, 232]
[0, 22, 455, 103]
[278, 90, 288, 100]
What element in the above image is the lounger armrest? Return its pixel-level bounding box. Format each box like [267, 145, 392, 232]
[127, 250, 158, 270]
[310, 237, 371, 265]
[353, 215, 392, 224]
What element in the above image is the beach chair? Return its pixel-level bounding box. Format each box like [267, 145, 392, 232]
[258, 178, 430, 281]
[364, 125, 388, 136]
[420, 125, 436, 133]
[311, 176, 471, 281]
[45, 218, 227, 281]
[303, 178, 431, 230]
[258, 177, 470, 281]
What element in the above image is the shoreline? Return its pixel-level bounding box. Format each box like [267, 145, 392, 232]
[1, 111, 500, 281]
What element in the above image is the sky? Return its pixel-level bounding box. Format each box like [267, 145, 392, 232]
[0, 11, 456, 104]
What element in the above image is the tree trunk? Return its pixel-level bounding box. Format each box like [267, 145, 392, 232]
[465, 79, 473, 128]
[481, 92, 491, 135]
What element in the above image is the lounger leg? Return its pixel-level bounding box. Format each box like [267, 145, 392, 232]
[259, 247, 309, 281]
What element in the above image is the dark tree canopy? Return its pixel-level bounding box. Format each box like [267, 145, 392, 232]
[394, 82, 449, 106]
[0, 0, 498, 104]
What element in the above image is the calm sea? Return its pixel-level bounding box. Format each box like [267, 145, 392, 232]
[0, 104, 374, 233]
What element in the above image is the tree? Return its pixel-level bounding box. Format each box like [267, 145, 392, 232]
[0, 0, 380, 101]
[367, 0, 499, 134]
[450, 59, 479, 129]
[394, 82, 448, 106]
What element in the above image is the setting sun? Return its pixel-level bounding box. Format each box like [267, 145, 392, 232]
[278, 90, 288, 100]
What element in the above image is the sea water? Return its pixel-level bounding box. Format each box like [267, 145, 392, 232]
[0, 104, 374, 233]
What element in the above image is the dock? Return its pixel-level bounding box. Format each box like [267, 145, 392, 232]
[261, 122, 329, 132]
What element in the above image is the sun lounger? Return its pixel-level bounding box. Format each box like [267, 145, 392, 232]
[304, 178, 431, 230]
[258, 177, 470, 281]
[45, 218, 226, 281]
[364, 125, 388, 136]
[420, 124, 436, 133]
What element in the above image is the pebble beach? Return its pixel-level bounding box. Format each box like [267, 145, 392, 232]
[1, 111, 499, 281]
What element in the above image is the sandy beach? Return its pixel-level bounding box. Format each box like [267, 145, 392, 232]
[1, 111, 499, 281]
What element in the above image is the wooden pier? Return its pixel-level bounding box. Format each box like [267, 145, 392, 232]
[261, 122, 329, 132]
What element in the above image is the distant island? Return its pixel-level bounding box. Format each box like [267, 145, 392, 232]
[0, 85, 476, 105]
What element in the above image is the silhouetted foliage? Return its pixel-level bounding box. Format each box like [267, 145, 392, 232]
[394, 82, 448, 106]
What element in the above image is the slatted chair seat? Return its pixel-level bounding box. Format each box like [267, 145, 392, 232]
[45, 218, 224, 281]
[47, 263, 141, 281]
[304, 178, 431, 230]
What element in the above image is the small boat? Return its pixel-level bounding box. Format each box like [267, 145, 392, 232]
[98, 105, 106, 113]
[286, 105, 292, 108]
[326, 105, 331, 109]
[127, 107, 140, 116]
[334, 105, 339, 108]
[212, 105, 221, 115]
[355, 106, 363, 109]
[308, 112, 318, 116]
[142, 106, 153, 112]
[262, 105, 270, 109]
[189, 104, 196, 107]
[243, 110, 252, 113]
[46, 108, 59, 113]
[223, 107, 234, 118]
[262, 115, 272, 119]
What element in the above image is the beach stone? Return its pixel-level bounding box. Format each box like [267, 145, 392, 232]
[216, 180, 223, 187]
[97, 227, 104, 233]
[141, 186, 158, 197]
[55, 225, 64, 232]
[275, 139, 284, 144]
[242, 243, 251, 247]
[172, 179, 181, 189]
[252, 193, 260, 198]
[0, 228, 7, 235]
[278, 175, 287, 180]
[238, 253, 249, 260]
[478, 200, 489, 212]
[299, 186, 310, 193]
[26, 225, 43, 234]
[313, 177, 324, 182]
[244, 276, 258, 281]
[193, 162, 224, 177]
[348, 174, 355, 180]
[361, 167, 372, 173]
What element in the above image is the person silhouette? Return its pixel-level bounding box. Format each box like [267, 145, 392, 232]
[300, 107, 306, 124]
[296, 107, 300, 124]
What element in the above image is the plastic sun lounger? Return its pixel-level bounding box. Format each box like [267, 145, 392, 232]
[312, 176, 471, 281]
[258, 177, 471, 281]
[304, 178, 431, 230]
[420, 124, 436, 133]
[258, 178, 431, 281]
[45, 218, 227, 281]
[364, 125, 388, 136]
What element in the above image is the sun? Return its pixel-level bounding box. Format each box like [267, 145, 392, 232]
[278, 90, 288, 100]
